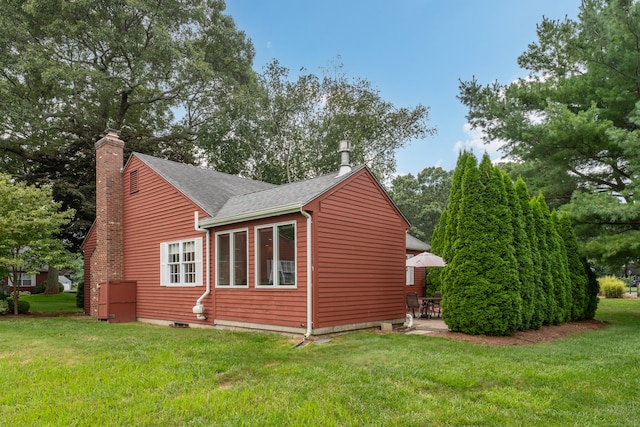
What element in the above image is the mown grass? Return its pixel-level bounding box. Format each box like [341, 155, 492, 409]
[20, 292, 83, 313]
[1, 299, 639, 426]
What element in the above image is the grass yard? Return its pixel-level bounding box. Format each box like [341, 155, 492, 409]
[1, 299, 639, 426]
[20, 292, 83, 313]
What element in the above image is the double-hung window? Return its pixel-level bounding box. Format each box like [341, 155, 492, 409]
[216, 229, 248, 287]
[256, 222, 296, 287]
[160, 238, 203, 286]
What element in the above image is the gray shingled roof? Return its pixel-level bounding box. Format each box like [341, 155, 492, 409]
[211, 165, 366, 224]
[132, 153, 276, 216]
[406, 234, 430, 252]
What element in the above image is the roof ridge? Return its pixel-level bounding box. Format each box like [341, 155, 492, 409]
[131, 152, 274, 186]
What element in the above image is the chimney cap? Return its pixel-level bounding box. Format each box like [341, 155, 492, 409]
[103, 128, 121, 138]
[338, 140, 351, 152]
[337, 140, 352, 176]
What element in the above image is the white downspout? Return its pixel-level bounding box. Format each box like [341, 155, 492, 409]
[301, 209, 313, 339]
[192, 211, 210, 320]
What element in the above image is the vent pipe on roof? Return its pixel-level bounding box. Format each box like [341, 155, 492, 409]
[337, 140, 352, 176]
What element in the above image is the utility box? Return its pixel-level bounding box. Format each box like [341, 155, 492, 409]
[97, 280, 137, 323]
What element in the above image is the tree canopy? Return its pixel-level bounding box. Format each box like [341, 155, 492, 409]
[388, 166, 452, 243]
[201, 60, 434, 184]
[458, 0, 640, 270]
[0, 0, 258, 250]
[1, 2, 434, 250]
[0, 174, 75, 314]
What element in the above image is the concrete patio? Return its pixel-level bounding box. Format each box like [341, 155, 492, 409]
[404, 315, 449, 335]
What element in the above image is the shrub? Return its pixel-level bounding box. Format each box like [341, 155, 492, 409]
[598, 276, 625, 298]
[0, 300, 8, 315]
[34, 281, 64, 294]
[6, 298, 30, 314]
[75, 280, 84, 309]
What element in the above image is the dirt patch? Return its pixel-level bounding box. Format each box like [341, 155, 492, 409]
[428, 319, 607, 346]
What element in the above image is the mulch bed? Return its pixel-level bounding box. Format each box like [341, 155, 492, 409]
[428, 319, 608, 346]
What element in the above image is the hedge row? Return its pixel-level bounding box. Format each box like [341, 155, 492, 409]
[429, 152, 599, 336]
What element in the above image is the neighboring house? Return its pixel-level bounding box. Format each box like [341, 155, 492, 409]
[59, 276, 72, 291]
[405, 234, 430, 299]
[3, 271, 48, 293]
[2, 272, 72, 292]
[82, 131, 410, 336]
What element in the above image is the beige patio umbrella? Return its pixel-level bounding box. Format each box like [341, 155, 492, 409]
[405, 252, 446, 267]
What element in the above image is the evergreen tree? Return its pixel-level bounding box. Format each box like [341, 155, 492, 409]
[557, 212, 587, 320]
[444, 154, 520, 336]
[503, 173, 532, 330]
[582, 258, 600, 320]
[531, 195, 557, 325]
[515, 178, 545, 329]
[429, 151, 472, 292]
[551, 211, 574, 322]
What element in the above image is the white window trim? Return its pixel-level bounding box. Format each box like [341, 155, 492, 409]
[8, 273, 37, 287]
[215, 228, 249, 288]
[255, 221, 297, 288]
[406, 254, 415, 285]
[160, 237, 203, 287]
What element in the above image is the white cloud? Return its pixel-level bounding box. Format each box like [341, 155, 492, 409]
[453, 123, 506, 163]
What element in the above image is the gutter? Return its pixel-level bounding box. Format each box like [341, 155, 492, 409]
[192, 211, 211, 320]
[300, 209, 313, 339]
[199, 202, 302, 228]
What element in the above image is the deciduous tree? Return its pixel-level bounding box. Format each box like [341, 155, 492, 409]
[0, 0, 258, 250]
[202, 60, 435, 184]
[0, 175, 75, 314]
[388, 167, 452, 244]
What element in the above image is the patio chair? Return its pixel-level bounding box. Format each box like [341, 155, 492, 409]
[406, 292, 421, 318]
[429, 291, 442, 318]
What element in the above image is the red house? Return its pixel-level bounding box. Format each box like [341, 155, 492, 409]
[82, 130, 410, 336]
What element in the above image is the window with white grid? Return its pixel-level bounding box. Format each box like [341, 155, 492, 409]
[160, 238, 203, 286]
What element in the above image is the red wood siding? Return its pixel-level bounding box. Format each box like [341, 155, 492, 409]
[122, 156, 210, 325]
[212, 213, 308, 329]
[312, 169, 408, 328]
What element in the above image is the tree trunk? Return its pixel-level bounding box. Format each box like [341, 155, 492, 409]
[44, 266, 60, 294]
[11, 270, 20, 315]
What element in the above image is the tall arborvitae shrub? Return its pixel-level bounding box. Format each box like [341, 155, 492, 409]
[515, 178, 545, 330]
[428, 151, 472, 291]
[557, 212, 587, 320]
[444, 155, 520, 336]
[542, 203, 570, 323]
[582, 258, 600, 319]
[503, 173, 532, 331]
[427, 209, 447, 291]
[531, 195, 557, 325]
[551, 211, 574, 322]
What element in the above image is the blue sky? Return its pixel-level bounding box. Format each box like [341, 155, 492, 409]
[224, 0, 582, 175]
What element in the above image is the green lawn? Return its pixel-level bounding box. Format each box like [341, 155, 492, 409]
[20, 292, 83, 313]
[1, 299, 639, 426]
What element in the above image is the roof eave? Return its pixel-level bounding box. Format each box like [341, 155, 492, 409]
[199, 202, 303, 228]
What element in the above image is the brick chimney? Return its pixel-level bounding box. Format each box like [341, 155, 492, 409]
[90, 129, 124, 317]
